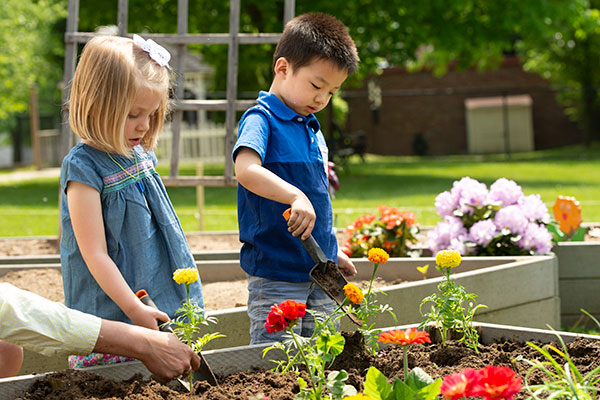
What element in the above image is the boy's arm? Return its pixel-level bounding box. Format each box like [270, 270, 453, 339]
[235, 147, 315, 239]
[66, 181, 169, 330]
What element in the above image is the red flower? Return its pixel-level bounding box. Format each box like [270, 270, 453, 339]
[471, 366, 522, 400]
[264, 300, 307, 334]
[440, 368, 479, 399]
[279, 299, 306, 321]
[378, 328, 431, 346]
[264, 304, 287, 333]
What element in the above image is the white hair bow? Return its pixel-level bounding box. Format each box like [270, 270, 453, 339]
[132, 34, 171, 67]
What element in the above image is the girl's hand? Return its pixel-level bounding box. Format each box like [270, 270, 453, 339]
[287, 198, 316, 240]
[337, 250, 357, 278]
[129, 303, 170, 331]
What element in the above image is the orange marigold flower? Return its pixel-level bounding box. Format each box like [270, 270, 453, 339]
[343, 283, 364, 304]
[553, 196, 582, 235]
[367, 248, 389, 265]
[378, 328, 431, 346]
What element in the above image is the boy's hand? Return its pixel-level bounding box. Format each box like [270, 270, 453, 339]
[287, 199, 316, 240]
[337, 250, 357, 278]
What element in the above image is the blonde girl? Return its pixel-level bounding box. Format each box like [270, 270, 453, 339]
[60, 35, 203, 368]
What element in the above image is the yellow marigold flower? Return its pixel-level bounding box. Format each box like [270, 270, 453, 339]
[343, 394, 373, 400]
[367, 248, 389, 265]
[172, 267, 199, 285]
[435, 250, 461, 269]
[343, 283, 364, 304]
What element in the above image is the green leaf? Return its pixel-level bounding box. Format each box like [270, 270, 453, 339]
[363, 367, 392, 400]
[326, 370, 357, 398]
[405, 367, 434, 391]
[316, 331, 346, 357]
[391, 378, 416, 400]
[416, 379, 442, 400]
[569, 227, 587, 241]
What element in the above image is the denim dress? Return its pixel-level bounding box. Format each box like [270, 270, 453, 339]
[60, 143, 203, 323]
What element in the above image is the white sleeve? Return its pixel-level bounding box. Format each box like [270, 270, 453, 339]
[0, 283, 101, 357]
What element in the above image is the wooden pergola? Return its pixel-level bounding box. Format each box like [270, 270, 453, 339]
[60, 0, 295, 187]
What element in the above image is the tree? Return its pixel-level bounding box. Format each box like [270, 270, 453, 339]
[0, 0, 66, 132]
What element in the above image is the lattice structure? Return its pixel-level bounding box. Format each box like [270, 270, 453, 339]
[60, 0, 295, 187]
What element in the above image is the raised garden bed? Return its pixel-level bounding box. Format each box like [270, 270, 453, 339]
[2, 322, 599, 400]
[11, 254, 559, 377]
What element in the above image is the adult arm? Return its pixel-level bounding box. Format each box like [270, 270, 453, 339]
[66, 180, 167, 330]
[234, 147, 316, 239]
[0, 283, 199, 381]
[94, 319, 200, 381]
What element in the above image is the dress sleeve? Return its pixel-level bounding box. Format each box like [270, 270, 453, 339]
[232, 111, 270, 163]
[60, 150, 104, 195]
[0, 283, 102, 357]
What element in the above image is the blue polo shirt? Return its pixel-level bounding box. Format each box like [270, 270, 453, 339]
[232, 91, 337, 282]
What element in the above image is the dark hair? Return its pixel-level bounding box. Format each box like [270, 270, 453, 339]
[273, 13, 359, 75]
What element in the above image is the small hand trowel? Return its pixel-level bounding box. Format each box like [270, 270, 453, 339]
[282, 209, 361, 326]
[135, 289, 219, 388]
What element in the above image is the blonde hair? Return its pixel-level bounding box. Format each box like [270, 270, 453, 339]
[68, 35, 171, 156]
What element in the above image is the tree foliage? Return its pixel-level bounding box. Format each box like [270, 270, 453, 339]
[0, 0, 66, 129]
[3, 0, 599, 141]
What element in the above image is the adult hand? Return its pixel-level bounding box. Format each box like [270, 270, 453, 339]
[138, 331, 201, 381]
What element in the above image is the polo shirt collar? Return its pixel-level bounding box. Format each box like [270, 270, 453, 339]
[257, 91, 320, 131]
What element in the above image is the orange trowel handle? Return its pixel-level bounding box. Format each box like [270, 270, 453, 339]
[282, 208, 328, 270]
[135, 289, 173, 333]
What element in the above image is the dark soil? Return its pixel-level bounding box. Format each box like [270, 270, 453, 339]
[19, 330, 600, 400]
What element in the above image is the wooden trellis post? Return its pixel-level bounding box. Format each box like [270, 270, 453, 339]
[60, 0, 296, 189]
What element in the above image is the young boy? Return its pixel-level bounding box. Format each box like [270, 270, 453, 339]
[233, 12, 360, 344]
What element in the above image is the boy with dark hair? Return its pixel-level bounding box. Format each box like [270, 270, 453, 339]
[233, 12, 360, 344]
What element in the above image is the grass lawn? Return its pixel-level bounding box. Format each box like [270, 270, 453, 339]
[1, 143, 599, 237]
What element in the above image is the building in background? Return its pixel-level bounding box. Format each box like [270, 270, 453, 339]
[343, 56, 582, 156]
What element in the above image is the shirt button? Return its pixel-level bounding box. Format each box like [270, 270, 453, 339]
[297, 117, 303, 122]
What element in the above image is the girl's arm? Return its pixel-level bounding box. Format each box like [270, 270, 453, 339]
[234, 147, 315, 239]
[66, 181, 168, 330]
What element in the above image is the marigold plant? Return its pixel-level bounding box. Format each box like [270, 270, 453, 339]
[419, 251, 486, 352]
[170, 267, 223, 390]
[343, 205, 420, 258]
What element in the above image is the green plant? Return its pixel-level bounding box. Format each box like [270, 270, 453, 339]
[262, 300, 357, 400]
[346, 248, 396, 354]
[517, 329, 600, 399]
[169, 267, 224, 389]
[418, 250, 486, 352]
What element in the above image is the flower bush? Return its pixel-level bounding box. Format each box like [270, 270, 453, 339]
[440, 366, 522, 400]
[343, 205, 420, 258]
[428, 177, 553, 256]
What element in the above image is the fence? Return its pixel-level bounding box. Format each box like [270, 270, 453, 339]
[155, 121, 227, 165]
[35, 122, 227, 167]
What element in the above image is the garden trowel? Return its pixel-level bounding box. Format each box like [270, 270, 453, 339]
[135, 290, 219, 388]
[282, 209, 361, 326]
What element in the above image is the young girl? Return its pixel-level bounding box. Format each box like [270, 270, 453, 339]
[60, 34, 203, 367]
